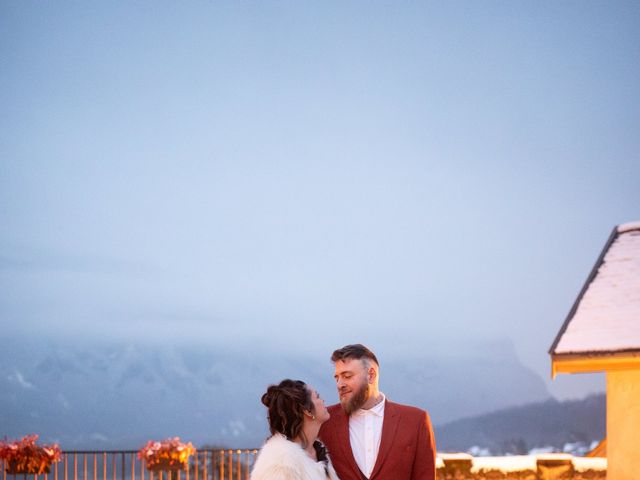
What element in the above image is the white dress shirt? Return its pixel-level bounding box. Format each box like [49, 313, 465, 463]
[349, 393, 386, 478]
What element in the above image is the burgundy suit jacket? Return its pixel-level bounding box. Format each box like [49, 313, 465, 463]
[319, 400, 436, 480]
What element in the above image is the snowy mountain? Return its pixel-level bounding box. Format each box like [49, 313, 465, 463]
[1, 336, 551, 449]
[436, 393, 606, 455]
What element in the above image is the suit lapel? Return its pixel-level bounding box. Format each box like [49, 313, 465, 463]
[334, 407, 363, 478]
[369, 400, 399, 479]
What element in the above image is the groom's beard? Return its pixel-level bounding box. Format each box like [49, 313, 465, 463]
[341, 378, 369, 415]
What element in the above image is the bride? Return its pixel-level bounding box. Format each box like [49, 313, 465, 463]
[251, 379, 340, 480]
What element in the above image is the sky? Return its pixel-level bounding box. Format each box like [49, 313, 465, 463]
[1, 1, 639, 400]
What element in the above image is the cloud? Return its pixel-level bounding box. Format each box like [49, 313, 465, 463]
[90, 433, 109, 443]
[0, 243, 160, 277]
[10, 370, 35, 389]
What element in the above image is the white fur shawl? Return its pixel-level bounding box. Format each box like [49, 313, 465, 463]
[250, 434, 340, 480]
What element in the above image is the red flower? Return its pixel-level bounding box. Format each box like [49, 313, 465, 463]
[0, 435, 61, 475]
[137, 438, 195, 470]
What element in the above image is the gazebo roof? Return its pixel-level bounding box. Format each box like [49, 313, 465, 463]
[550, 221, 640, 374]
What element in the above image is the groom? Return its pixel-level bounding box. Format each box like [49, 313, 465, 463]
[319, 344, 436, 480]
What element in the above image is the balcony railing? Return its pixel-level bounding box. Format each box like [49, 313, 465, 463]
[2, 450, 607, 480]
[1, 450, 258, 480]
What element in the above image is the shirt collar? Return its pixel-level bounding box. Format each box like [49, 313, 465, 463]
[354, 393, 386, 417]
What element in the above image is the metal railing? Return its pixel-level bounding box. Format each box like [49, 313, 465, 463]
[2, 451, 608, 480]
[2, 450, 258, 480]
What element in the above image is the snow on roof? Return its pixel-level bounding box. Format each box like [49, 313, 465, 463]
[436, 454, 606, 473]
[573, 457, 607, 472]
[618, 221, 640, 233]
[470, 455, 535, 473]
[551, 221, 640, 355]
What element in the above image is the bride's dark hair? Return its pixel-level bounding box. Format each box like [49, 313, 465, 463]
[261, 379, 331, 475]
[261, 379, 314, 447]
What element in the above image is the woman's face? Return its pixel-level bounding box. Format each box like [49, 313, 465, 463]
[307, 386, 330, 424]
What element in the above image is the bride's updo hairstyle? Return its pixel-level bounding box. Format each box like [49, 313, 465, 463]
[260, 379, 330, 468]
[261, 379, 314, 443]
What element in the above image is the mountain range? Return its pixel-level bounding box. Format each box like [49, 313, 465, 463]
[436, 393, 605, 455]
[1, 336, 592, 450]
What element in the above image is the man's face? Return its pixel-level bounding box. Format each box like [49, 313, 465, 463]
[333, 358, 370, 415]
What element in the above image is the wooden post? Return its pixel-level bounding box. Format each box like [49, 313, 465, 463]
[537, 455, 573, 480]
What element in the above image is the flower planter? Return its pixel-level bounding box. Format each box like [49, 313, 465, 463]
[1, 436, 59, 476]
[138, 438, 195, 475]
[146, 459, 187, 472]
[5, 459, 51, 475]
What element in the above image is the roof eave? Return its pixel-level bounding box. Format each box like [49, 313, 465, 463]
[551, 350, 640, 378]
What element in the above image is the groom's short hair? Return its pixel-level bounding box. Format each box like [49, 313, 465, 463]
[331, 343, 379, 366]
